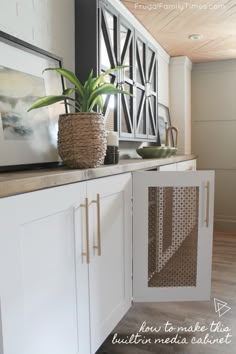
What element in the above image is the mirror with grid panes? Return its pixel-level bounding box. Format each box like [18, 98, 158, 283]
[99, 0, 158, 141]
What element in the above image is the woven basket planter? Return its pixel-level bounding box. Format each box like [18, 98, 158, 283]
[58, 112, 107, 168]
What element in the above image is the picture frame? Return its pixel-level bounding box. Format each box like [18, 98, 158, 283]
[0, 30, 67, 171]
[157, 103, 174, 146]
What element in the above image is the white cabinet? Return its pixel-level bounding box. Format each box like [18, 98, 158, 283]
[0, 183, 90, 354]
[159, 163, 177, 171]
[87, 174, 132, 353]
[159, 159, 196, 172]
[0, 173, 132, 354]
[0, 162, 215, 353]
[133, 170, 214, 302]
[177, 159, 196, 171]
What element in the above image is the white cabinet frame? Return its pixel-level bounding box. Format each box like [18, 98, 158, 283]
[133, 171, 215, 302]
[0, 162, 215, 354]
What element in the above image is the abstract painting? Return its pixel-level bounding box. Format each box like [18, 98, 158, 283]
[0, 66, 47, 140]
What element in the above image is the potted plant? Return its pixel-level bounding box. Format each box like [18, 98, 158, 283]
[28, 67, 130, 168]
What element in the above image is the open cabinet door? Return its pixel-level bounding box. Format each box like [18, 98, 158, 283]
[133, 171, 214, 302]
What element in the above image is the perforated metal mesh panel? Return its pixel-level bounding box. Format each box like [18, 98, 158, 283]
[148, 186, 199, 288]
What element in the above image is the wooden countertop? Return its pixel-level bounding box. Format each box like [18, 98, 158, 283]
[0, 155, 196, 198]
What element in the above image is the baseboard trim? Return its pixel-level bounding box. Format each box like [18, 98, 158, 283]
[214, 218, 236, 232]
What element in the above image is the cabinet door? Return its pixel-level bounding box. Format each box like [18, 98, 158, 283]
[98, 1, 158, 142]
[0, 183, 90, 354]
[159, 163, 177, 171]
[135, 36, 147, 139]
[87, 174, 132, 354]
[133, 171, 214, 302]
[100, 3, 119, 132]
[119, 20, 135, 139]
[146, 45, 158, 140]
[135, 35, 158, 141]
[99, 1, 135, 139]
[177, 159, 197, 171]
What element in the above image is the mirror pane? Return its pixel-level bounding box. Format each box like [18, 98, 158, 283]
[136, 87, 146, 135]
[136, 40, 145, 85]
[120, 82, 133, 134]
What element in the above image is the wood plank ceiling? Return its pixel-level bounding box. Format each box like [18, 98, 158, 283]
[121, 0, 236, 62]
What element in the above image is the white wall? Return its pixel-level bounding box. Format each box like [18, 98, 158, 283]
[169, 56, 192, 154]
[192, 60, 236, 231]
[0, 0, 75, 71]
[158, 52, 170, 107]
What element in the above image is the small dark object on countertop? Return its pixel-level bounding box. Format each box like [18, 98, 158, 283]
[104, 146, 119, 165]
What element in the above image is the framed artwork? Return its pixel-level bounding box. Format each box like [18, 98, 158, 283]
[0, 31, 67, 171]
[157, 103, 174, 146]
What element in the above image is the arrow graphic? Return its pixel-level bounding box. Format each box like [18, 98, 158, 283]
[214, 298, 231, 317]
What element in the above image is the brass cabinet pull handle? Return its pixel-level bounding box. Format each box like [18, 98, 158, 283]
[205, 181, 210, 227]
[92, 193, 101, 256]
[81, 198, 90, 264]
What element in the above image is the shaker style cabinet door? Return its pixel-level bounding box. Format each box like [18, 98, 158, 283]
[133, 171, 215, 302]
[87, 173, 132, 354]
[0, 183, 90, 354]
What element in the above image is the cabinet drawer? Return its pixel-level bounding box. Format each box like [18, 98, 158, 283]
[177, 160, 196, 171]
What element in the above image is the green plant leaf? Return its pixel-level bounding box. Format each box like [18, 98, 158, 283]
[89, 83, 131, 103]
[84, 69, 94, 90]
[28, 66, 132, 114]
[102, 65, 129, 76]
[27, 95, 75, 112]
[88, 83, 131, 111]
[63, 88, 75, 95]
[43, 67, 84, 97]
[81, 70, 96, 112]
[61, 101, 75, 110]
[92, 95, 104, 112]
[93, 75, 106, 89]
[61, 101, 82, 111]
[92, 65, 129, 89]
